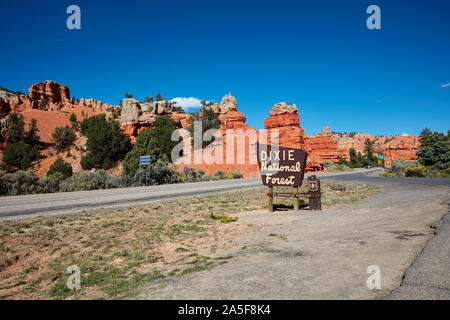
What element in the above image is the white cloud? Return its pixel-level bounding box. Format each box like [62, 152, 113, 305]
[401, 133, 409, 136]
[170, 97, 207, 110]
[440, 82, 450, 88]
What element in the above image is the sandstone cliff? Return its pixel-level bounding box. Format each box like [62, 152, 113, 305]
[174, 94, 260, 178]
[306, 126, 420, 167]
[0, 81, 120, 175]
[120, 98, 190, 143]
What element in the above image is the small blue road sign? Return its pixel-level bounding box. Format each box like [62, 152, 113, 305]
[140, 155, 151, 165]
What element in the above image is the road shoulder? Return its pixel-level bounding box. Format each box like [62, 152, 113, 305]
[386, 199, 450, 300]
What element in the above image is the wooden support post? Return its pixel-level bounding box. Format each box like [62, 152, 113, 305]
[307, 175, 322, 211]
[268, 186, 273, 212]
[293, 186, 299, 211]
[309, 196, 321, 211]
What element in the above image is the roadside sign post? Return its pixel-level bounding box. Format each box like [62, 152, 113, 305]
[139, 155, 151, 187]
[257, 144, 321, 212]
[377, 154, 385, 167]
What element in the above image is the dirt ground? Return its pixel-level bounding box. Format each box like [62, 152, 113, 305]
[0, 182, 380, 300]
[132, 177, 449, 300]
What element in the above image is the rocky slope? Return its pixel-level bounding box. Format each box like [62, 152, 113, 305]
[307, 126, 420, 167]
[0, 81, 120, 175]
[120, 98, 190, 144]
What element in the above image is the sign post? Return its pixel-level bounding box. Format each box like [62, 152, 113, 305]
[377, 154, 385, 166]
[139, 155, 151, 187]
[257, 144, 321, 212]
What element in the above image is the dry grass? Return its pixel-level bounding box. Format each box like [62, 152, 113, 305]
[0, 182, 382, 300]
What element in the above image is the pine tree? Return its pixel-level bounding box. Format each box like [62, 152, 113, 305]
[1, 113, 40, 172]
[70, 112, 78, 130]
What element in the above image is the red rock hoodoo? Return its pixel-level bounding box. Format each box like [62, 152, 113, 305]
[174, 94, 261, 178]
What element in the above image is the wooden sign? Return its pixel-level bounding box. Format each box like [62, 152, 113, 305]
[257, 144, 308, 187]
[257, 144, 321, 212]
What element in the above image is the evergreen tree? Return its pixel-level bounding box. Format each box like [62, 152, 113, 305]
[1, 141, 29, 172]
[47, 157, 73, 178]
[1, 113, 40, 172]
[155, 92, 165, 101]
[420, 127, 432, 137]
[80, 114, 131, 170]
[186, 107, 220, 148]
[416, 129, 450, 170]
[52, 126, 76, 152]
[363, 138, 377, 165]
[123, 115, 178, 176]
[70, 112, 78, 130]
[7, 113, 25, 144]
[25, 119, 40, 161]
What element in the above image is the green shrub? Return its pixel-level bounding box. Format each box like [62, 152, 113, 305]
[0, 164, 243, 196]
[349, 148, 366, 168]
[80, 114, 131, 170]
[134, 160, 182, 186]
[230, 171, 243, 179]
[1, 114, 40, 172]
[52, 126, 76, 152]
[70, 112, 78, 130]
[47, 158, 73, 179]
[186, 108, 220, 148]
[0, 170, 39, 196]
[123, 116, 178, 177]
[323, 161, 352, 172]
[405, 165, 427, 177]
[323, 161, 333, 168]
[211, 170, 243, 180]
[383, 159, 418, 176]
[416, 129, 450, 170]
[388, 159, 406, 176]
[1, 141, 30, 172]
[38, 172, 66, 193]
[181, 166, 210, 182]
[59, 170, 134, 192]
[363, 138, 378, 165]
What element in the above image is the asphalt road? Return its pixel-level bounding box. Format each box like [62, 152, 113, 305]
[0, 177, 261, 221]
[0, 169, 375, 221]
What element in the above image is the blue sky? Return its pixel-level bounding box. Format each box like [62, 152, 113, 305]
[0, 0, 449, 136]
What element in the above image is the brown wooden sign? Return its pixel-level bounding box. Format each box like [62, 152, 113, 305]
[256, 144, 308, 187]
[257, 144, 321, 212]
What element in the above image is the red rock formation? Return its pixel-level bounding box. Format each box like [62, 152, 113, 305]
[381, 136, 420, 166]
[262, 102, 326, 172]
[28, 80, 71, 105]
[263, 103, 306, 150]
[305, 136, 339, 163]
[175, 94, 261, 178]
[307, 127, 421, 167]
[0, 81, 121, 177]
[171, 112, 191, 128]
[219, 110, 251, 131]
[1, 81, 423, 178]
